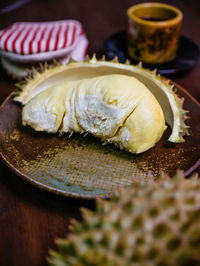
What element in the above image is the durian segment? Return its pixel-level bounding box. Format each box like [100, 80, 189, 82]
[48, 171, 200, 266]
[107, 92, 166, 153]
[72, 75, 154, 138]
[14, 56, 188, 143]
[22, 81, 72, 133]
[22, 74, 166, 154]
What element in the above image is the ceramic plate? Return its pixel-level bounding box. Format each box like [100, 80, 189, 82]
[0, 85, 200, 199]
[104, 31, 200, 74]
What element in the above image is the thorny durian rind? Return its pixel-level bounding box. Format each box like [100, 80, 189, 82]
[14, 55, 189, 143]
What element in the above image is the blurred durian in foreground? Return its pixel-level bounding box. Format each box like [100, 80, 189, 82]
[48, 170, 200, 266]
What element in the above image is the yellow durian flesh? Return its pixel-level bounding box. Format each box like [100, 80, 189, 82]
[71, 75, 150, 137]
[22, 81, 72, 133]
[22, 74, 166, 154]
[107, 92, 166, 153]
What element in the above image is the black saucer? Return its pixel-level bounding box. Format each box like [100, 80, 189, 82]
[104, 31, 199, 75]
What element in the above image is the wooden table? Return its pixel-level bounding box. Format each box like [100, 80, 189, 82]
[0, 0, 199, 265]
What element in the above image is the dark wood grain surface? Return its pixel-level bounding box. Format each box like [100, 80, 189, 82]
[0, 1, 199, 265]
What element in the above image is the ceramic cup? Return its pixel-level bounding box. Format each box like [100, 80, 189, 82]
[127, 2, 183, 64]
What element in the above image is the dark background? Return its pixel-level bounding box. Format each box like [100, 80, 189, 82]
[0, 0, 199, 265]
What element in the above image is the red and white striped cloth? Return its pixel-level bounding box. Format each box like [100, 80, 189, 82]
[0, 20, 88, 79]
[0, 20, 87, 55]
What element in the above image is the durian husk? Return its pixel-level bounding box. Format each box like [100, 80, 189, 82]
[14, 55, 189, 143]
[48, 170, 200, 266]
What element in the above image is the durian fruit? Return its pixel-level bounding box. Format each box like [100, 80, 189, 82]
[14, 56, 189, 143]
[22, 74, 166, 153]
[48, 170, 200, 266]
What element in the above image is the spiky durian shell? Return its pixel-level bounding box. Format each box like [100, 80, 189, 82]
[48, 170, 200, 266]
[13, 55, 189, 143]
